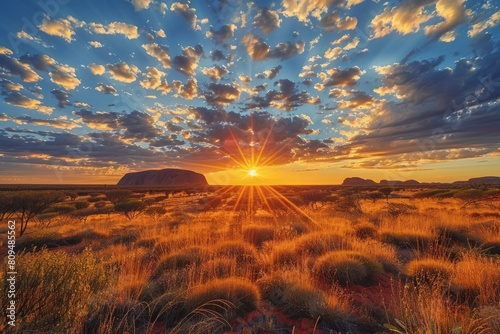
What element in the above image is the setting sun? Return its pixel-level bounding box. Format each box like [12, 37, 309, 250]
[248, 169, 257, 177]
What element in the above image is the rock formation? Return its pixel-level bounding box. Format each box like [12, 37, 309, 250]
[117, 168, 208, 186]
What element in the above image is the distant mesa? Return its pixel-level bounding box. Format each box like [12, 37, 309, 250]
[342, 177, 378, 186]
[117, 168, 208, 186]
[453, 176, 500, 185]
[342, 177, 421, 187]
[343, 176, 500, 186]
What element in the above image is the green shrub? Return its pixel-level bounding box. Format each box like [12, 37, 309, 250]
[1, 248, 109, 333]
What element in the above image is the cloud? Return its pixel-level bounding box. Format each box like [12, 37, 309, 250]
[256, 65, 283, 80]
[170, 2, 199, 30]
[19, 54, 80, 90]
[424, 0, 465, 41]
[281, 0, 360, 22]
[210, 49, 227, 61]
[88, 41, 103, 48]
[48, 64, 80, 90]
[38, 16, 83, 42]
[132, 0, 152, 10]
[246, 78, 320, 111]
[89, 21, 139, 39]
[319, 11, 357, 32]
[333, 34, 350, 45]
[3, 92, 53, 114]
[201, 65, 229, 81]
[204, 82, 240, 105]
[173, 45, 203, 76]
[206, 24, 237, 44]
[73, 109, 119, 130]
[16, 31, 52, 48]
[0, 53, 41, 83]
[469, 11, 500, 38]
[107, 62, 140, 83]
[0, 80, 23, 92]
[344, 37, 359, 50]
[142, 43, 171, 68]
[172, 78, 198, 100]
[139, 66, 167, 91]
[324, 46, 343, 59]
[336, 46, 500, 166]
[50, 89, 71, 108]
[253, 8, 281, 34]
[0, 113, 78, 129]
[241, 34, 305, 61]
[319, 66, 364, 86]
[156, 29, 166, 38]
[337, 91, 377, 109]
[96, 84, 117, 95]
[88, 63, 105, 75]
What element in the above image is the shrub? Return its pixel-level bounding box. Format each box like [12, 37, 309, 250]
[74, 201, 90, 210]
[257, 273, 348, 328]
[114, 201, 146, 220]
[213, 241, 257, 262]
[294, 232, 347, 256]
[155, 247, 206, 274]
[184, 277, 260, 319]
[200, 258, 236, 281]
[381, 230, 434, 249]
[0, 248, 109, 333]
[354, 222, 378, 239]
[84, 298, 147, 334]
[144, 206, 167, 220]
[406, 258, 453, 282]
[314, 250, 382, 286]
[271, 240, 297, 266]
[385, 203, 417, 217]
[105, 189, 132, 204]
[242, 225, 274, 246]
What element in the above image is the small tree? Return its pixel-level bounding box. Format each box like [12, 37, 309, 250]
[144, 206, 167, 220]
[379, 187, 393, 202]
[114, 201, 146, 220]
[7, 191, 64, 237]
[105, 189, 132, 204]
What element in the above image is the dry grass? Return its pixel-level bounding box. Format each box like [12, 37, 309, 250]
[2, 186, 499, 333]
[314, 250, 383, 286]
[406, 258, 453, 282]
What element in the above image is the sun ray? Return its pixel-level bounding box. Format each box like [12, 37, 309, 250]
[254, 122, 275, 168]
[263, 185, 320, 227]
[232, 185, 247, 213]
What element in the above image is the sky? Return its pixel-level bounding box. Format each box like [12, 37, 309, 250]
[0, 0, 499, 185]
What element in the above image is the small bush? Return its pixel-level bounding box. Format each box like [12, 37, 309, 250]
[213, 241, 257, 262]
[1, 248, 109, 333]
[381, 230, 434, 249]
[295, 232, 347, 256]
[242, 225, 274, 246]
[354, 222, 378, 239]
[184, 277, 260, 319]
[257, 273, 348, 328]
[406, 258, 453, 282]
[314, 250, 382, 286]
[155, 246, 206, 274]
[200, 258, 235, 281]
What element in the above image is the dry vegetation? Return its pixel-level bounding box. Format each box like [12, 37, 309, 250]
[0, 184, 499, 333]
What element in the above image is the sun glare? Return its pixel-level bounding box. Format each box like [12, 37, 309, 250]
[248, 169, 257, 177]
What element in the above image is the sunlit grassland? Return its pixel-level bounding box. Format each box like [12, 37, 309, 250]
[0, 186, 499, 333]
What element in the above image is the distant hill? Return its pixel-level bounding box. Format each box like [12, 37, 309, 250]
[453, 176, 500, 185]
[117, 168, 208, 186]
[343, 176, 500, 186]
[342, 177, 377, 186]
